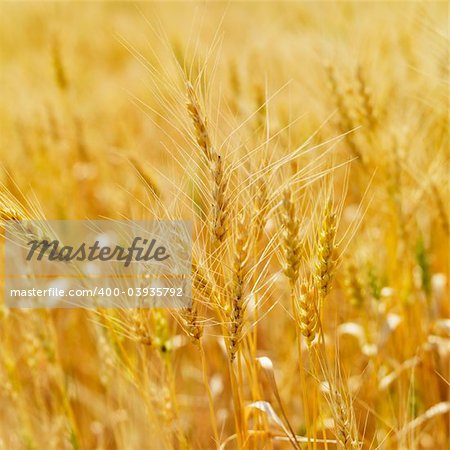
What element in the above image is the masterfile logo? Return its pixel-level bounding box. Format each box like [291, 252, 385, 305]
[4, 220, 192, 308]
[26, 237, 171, 267]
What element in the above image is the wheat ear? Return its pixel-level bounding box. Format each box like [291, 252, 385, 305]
[229, 214, 250, 362]
[333, 390, 359, 450]
[314, 199, 337, 300]
[280, 186, 302, 288]
[186, 81, 228, 247]
[298, 281, 319, 347]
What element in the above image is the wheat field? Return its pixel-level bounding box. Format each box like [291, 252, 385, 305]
[0, 1, 449, 449]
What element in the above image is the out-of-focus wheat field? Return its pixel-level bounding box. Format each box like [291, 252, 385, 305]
[0, 1, 449, 449]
